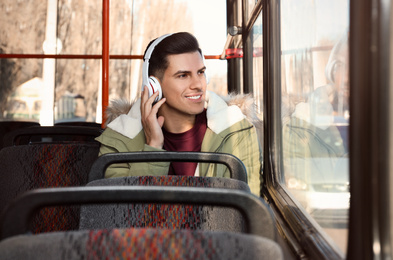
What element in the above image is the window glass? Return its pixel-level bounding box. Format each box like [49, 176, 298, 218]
[110, 0, 194, 55]
[0, 0, 47, 54]
[205, 59, 228, 96]
[1, 58, 43, 122]
[54, 59, 101, 123]
[251, 10, 263, 147]
[0, 0, 103, 55]
[109, 59, 134, 102]
[0, 0, 228, 124]
[0, 57, 101, 124]
[280, 0, 349, 254]
[1, 57, 102, 124]
[57, 0, 102, 55]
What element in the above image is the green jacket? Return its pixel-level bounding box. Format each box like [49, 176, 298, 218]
[96, 91, 262, 196]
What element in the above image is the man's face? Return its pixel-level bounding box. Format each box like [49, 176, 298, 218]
[159, 51, 207, 117]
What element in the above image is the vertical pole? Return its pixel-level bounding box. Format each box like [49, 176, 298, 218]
[242, 0, 253, 94]
[227, 0, 242, 93]
[102, 0, 110, 127]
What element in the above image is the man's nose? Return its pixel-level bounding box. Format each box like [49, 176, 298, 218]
[190, 74, 204, 89]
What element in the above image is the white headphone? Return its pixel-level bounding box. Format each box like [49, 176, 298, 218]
[142, 33, 209, 102]
[142, 34, 172, 102]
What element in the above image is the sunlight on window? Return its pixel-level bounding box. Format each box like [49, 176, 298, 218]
[280, 0, 349, 254]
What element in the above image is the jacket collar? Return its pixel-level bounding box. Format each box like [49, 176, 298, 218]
[206, 91, 246, 133]
[107, 91, 246, 139]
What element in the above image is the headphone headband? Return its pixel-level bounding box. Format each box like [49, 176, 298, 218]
[142, 34, 173, 89]
[143, 33, 173, 62]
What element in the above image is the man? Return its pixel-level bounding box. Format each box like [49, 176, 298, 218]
[96, 32, 262, 195]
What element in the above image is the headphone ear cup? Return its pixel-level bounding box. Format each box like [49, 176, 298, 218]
[148, 76, 162, 102]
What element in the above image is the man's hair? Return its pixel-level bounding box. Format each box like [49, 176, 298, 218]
[143, 32, 202, 80]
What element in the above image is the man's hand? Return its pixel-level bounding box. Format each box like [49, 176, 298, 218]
[140, 86, 166, 148]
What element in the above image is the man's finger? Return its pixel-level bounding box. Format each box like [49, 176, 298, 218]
[151, 98, 166, 114]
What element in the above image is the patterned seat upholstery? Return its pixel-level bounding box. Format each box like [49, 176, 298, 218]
[0, 186, 282, 260]
[0, 143, 100, 233]
[80, 176, 250, 232]
[0, 228, 283, 260]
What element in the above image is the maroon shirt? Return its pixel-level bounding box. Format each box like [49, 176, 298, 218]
[163, 110, 207, 176]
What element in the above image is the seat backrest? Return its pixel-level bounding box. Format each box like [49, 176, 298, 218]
[0, 143, 100, 233]
[0, 186, 276, 240]
[3, 125, 103, 147]
[0, 187, 282, 259]
[0, 228, 283, 260]
[88, 151, 248, 182]
[80, 176, 251, 231]
[0, 121, 40, 149]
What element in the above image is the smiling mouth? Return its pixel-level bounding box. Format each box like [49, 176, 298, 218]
[186, 95, 202, 100]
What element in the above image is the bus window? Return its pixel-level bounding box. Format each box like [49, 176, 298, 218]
[280, 0, 349, 254]
[252, 10, 263, 146]
[0, 0, 227, 125]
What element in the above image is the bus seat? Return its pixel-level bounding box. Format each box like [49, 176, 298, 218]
[0, 186, 282, 260]
[0, 228, 282, 260]
[80, 176, 250, 232]
[0, 143, 100, 233]
[0, 121, 40, 149]
[2, 125, 103, 147]
[88, 151, 248, 183]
